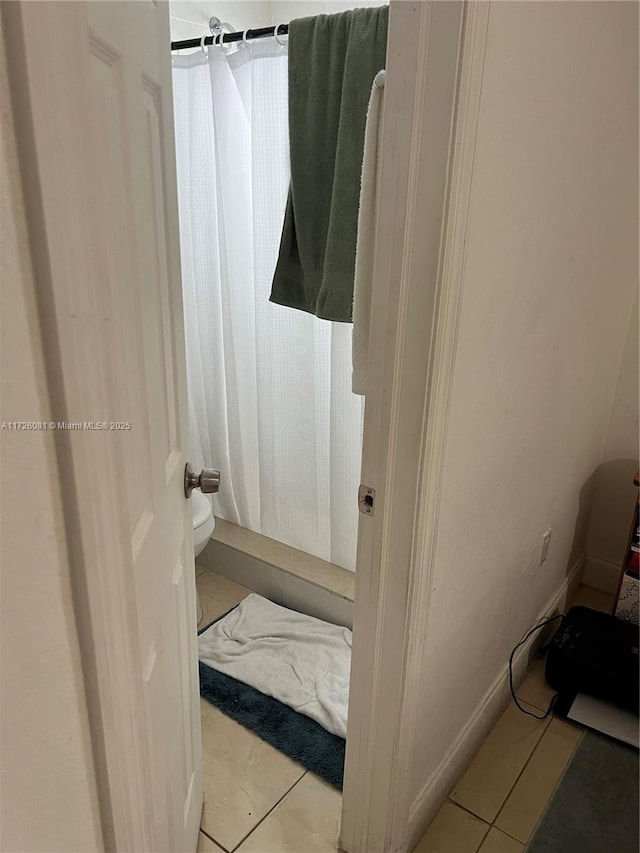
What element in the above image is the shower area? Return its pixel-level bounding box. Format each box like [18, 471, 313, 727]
[171, 2, 386, 621]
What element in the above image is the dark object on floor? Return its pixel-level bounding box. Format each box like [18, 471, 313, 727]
[199, 661, 345, 789]
[526, 730, 639, 852]
[545, 606, 639, 713]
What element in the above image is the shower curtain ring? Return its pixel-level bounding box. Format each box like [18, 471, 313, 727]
[274, 24, 287, 47]
[242, 29, 252, 51]
[200, 34, 208, 56]
[217, 31, 231, 54]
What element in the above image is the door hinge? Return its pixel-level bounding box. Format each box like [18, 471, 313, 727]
[358, 485, 375, 516]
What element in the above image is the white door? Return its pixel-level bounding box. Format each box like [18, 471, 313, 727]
[5, 1, 201, 850]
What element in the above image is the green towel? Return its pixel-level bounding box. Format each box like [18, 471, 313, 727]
[270, 6, 389, 322]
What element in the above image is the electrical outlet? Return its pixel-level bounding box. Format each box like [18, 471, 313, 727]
[539, 528, 552, 566]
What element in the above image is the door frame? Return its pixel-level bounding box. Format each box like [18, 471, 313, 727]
[341, 3, 487, 851]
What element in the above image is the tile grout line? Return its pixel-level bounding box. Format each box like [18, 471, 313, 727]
[514, 689, 549, 715]
[199, 827, 229, 852]
[199, 768, 309, 852]
[452, 714, 585, 850]
[228, 770, 310, 852]
[445, 797, 491, 826]
[490, 711, 552, 829]
[491, 706, 553, 812]
[473, 819, 492, 853]
[496, 726, 585, 848]
[490, 825, 528, 846]
[449, 702, 552, 826]
[441, 799, 523, 853]
[435, 800, 491, 853]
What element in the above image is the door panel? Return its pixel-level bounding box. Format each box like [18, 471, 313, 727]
[5, 2, 202, 850]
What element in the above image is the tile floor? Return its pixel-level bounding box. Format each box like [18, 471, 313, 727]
[195, 567, 342, 853]
[414, 584, 614, 853]
[194, 569, 613, 853]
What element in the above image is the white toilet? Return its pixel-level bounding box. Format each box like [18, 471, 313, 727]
[191, 489, 215, 625]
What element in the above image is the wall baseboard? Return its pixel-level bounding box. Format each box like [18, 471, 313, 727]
[582, 555, 621, 594]
[406, 556, 585, 851]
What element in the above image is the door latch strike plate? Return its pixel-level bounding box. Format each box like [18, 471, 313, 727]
[358, 485, 375, 516]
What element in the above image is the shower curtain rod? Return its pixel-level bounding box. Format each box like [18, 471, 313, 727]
[171, 24, 288, 52]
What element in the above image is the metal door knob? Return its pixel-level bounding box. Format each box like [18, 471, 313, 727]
[184, 463, 221, 498]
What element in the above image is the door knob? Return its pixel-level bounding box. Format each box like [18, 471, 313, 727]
[184, 463, 221, 498]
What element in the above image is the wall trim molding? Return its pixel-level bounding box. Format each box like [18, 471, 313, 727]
[386, 5, 491, 847]
[406, 555, 585, 850]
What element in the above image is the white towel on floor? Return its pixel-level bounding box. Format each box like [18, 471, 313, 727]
[198, 594, 351, 738]
[352, 70, 385, 395]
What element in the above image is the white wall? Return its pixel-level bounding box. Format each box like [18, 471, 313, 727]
[169, 0, 386, 42]
[270, 0, 386, 25]
[169, 0, 272, 42]
[584, 293, 639, 591]
[410, 0, 637, 806]
[0, 17, 103, 853]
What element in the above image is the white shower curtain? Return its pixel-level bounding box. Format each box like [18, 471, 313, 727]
[172, 42, 364, 571]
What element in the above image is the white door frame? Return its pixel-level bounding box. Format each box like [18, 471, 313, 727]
[342, 3, 489, 851]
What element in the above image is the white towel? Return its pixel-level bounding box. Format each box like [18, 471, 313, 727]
[352, 70, 385, 395]
[198, 594, 352, 738]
